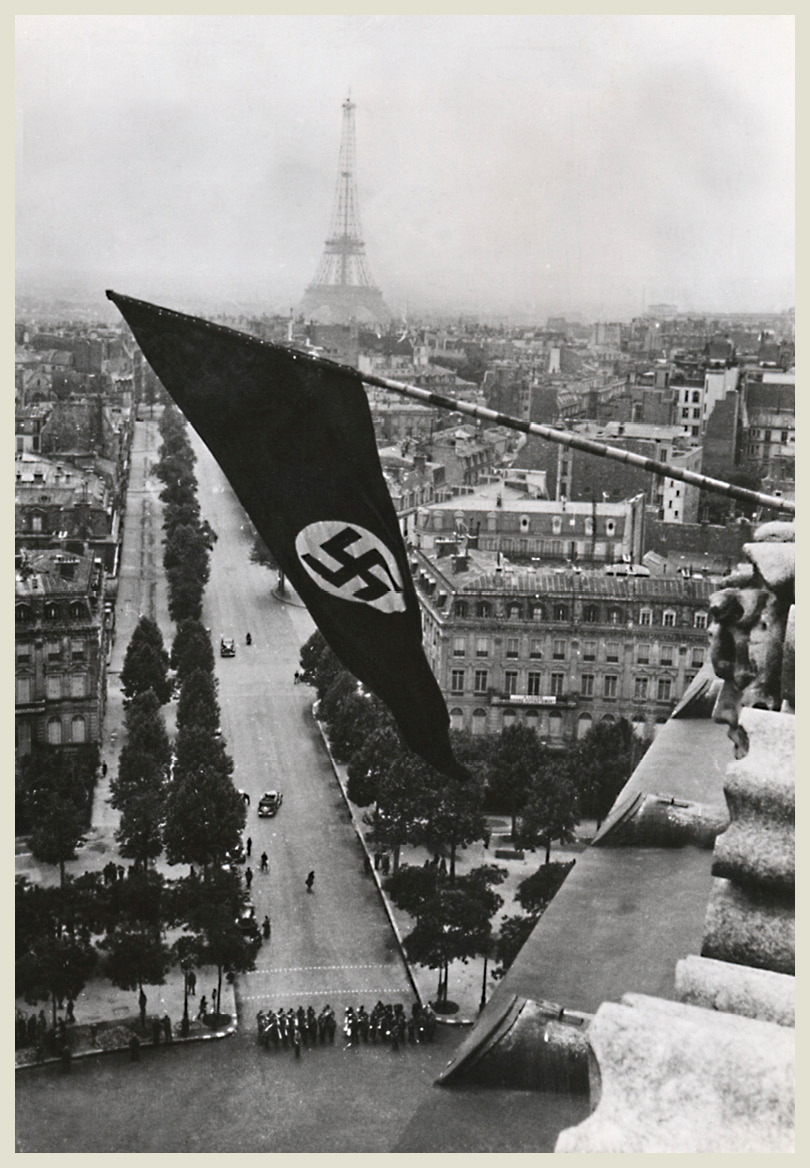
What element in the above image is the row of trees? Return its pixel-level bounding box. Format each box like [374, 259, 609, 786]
[155, 403, 216, 624]
[16, 865, 259, 1032]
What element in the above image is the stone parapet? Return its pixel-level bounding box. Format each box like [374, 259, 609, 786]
[555, 993, 794, 1153]
[675, 954, 794, 1027]
[701, 877, 794, 974]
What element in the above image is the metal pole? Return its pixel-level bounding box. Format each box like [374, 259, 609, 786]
[479, 949, 489, 1013]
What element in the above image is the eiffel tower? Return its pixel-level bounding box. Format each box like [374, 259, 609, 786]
[300, 97, 390, 326]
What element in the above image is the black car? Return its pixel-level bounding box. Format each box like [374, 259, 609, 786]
[258, 790, 283, 817]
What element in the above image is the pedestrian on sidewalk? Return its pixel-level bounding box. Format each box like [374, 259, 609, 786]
[246, 837, 252, 858]
[102, 761, 108, 777]
[186, 969, 196, 996]
[260, 851, 268, 872]
[245, 867, 253, 890]
[305, 870, 315, 893]
[262, 915, 271, 940]
[138, 987, 147, 1030]
[66, 998, 75, 1024]
[211, 988, 218, 1014]
[197, 995, 207, 1021]
[294, 671, 300, 684]
[162, 1014, 173, 1042]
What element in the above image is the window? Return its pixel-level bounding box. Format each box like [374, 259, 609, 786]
[531, 605, 545, 622]
[606, 642, 620, 663]
[608, 608, 622, 625]
[476, 602, 491, 618]
[681, 407, 690, 419]
[506, 637, 519, 659]
[529, 638, 543, 658]
[475, 636, 489, 658]
[433, 512, 444, 531]
[663, 610, 676, 627]
[605, 520, 616, 536]
[504, 670, 518, 695]
[553, 604, 568, 622]
[507, 604, 522, 621]
[71, 715, 87, 744]
[452, 636, 466, 657]
[449, 707, 464, 732]
[634, 676, 649, 701]
[16, 677, 32, 704]
[70, 674, 85, 699]
[474, 669, 488, 694]
[47, 675, 62, 700]
[550, 672, 565, 696]
[660, 645, 674, 666]
[519, 514, 530, 532]
[16, 605, 32, 624]
[694, 611, 707, 629]
[584, 518, 594, 536]
[472, 708, 488, 735]
[47, 718, 63, 745]
[527, 671, 541, 696]
[17, 642, 32, 663]
[692, 390, 701, 403]
[583, 605, 599, 623]
[580, 673, 594, 697]
[603, 675, 618, 699]
[692, 408, 701, 419]
[47, 640, 61, 660]
[70, 602, 84, 619]
[636, 644, 650, 665]
[657, 678, 672, 701]
[577, 713, 593, 739]
[552, 639, 566, 660]
[455, 600, 468, 618]
[32, 514, 43, 533]
[71, 638, 86, 661]
[450, 669, 465, 694]
[548, 712, 563, 738]
[691, 647, 704, 669]
[502, 710, 517, 729]
[639, 609, 652, 626]
[552, 516, 563, 535]
[45, 604, 60, 621]
[583, 641, 597, 661]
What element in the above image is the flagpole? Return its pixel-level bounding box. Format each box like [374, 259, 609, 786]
[356, 369, 794, 517]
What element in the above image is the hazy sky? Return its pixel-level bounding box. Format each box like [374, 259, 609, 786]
[16, 14, 794, 320]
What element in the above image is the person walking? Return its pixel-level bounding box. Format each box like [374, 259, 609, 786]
[260, 851, 268, 872]
[262, 915, 271, 940]
[162, 1014, 173, 1042]
[186, 969, 196, 997]
[138, 987, 147, 1030]
[246, 837, 252, 858]
[245, 867, 253, 890]
[305, 870, 315, 893]
[197, 995, 208, 1021]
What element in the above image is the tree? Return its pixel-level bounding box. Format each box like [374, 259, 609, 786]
[346, 725, 402, 807]
[172, 724, 234, 786]
[515, 860, 575, 915]
[395, 865, 505, 1006]
[21, 748, 98, 885]
[111, 690, 170, 866]
[492, 913, 537, 980]
[488, 723, 547, 838]
[366, 752, 433, 871]
[171, 619, 215, 682]
[322, 682, 389, 762]
[174, 870, 259, 1022]
[423, 772, 486, 881]
[163, 763, 245, 871]
[121, 617, 172, 704]
[517, 764, 579, 863]
[568, 718, 648, 828]
[299, 630, 343, 698]
[166, 568, 205, 623]
[176, 669, 221, 733]
[102, 927, 172, 1028]
[16, 934, 98, 1028]
[163, 522, 212, 581]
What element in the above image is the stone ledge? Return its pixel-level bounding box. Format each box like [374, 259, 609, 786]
[555, 993, 794, 1153]
[675, 955, 794, 1027]
[711, 708, 794, 891]
[701, 876, 794, 974]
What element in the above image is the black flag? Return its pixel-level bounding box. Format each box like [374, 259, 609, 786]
[108, 290, 467, 781]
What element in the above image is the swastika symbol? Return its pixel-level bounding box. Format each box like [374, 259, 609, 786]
[295, 521, 407, 614]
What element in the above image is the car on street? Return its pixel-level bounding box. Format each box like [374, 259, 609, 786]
[236, 903, 259, 938]
[258, 790, 283, 817]
[220, 636, 236, 657]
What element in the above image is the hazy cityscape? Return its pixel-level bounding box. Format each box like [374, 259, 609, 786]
[16, 15, 794, 1154]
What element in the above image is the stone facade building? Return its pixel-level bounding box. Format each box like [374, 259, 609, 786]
[412, 546, 713, 744]
[14, 549, 108, 756]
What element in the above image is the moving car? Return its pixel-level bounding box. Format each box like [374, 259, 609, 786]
[220, 636, 236, 657]
[237, 903, 259, 938]
[258, 790, 283, 818]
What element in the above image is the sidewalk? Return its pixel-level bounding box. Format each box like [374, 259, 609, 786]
[315, 716, 594, 1025]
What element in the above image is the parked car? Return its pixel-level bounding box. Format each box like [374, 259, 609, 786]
[258, 790, 283, 818]
[220, 637, 236, 657]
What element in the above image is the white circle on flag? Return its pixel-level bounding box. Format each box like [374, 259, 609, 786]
[295, 521, 406, 614]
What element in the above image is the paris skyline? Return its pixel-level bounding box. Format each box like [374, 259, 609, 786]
[16, 14, 794, 321]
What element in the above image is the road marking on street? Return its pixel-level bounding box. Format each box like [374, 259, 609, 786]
[246, 963, 399, 975]
[241, 988, 408, 1002]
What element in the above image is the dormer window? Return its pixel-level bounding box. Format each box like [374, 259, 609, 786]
[552, 516, 563, 535]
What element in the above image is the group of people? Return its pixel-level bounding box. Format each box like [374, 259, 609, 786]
[255, 1000, 437, 1055]
[15, 1007, 75, 1068]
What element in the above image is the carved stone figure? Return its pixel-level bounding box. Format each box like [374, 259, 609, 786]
[708, 522, 795, 756]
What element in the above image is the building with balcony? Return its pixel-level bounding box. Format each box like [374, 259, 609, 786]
[412, 546, 714, 745]
[14, 549, 108, 756]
